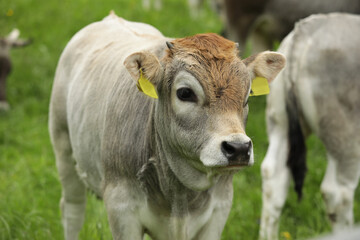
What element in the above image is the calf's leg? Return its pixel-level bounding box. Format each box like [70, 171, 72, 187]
[52, 129, 86, 240]
[195, 200, 232, 240]
[320, 153, 360, 231]
[103, 183, 143, 240]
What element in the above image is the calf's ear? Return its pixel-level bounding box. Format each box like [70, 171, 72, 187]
[124, 51, 163, 86]
[243, 51, 286, 83]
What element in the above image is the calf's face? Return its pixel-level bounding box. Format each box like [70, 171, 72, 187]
[125, 33, 285, 190]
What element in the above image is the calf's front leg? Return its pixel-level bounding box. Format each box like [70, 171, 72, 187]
[195, 203, 232, 240]
[104, 182, 144, 240]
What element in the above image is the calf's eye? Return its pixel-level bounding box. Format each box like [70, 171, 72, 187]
[176, 87, 197, 102]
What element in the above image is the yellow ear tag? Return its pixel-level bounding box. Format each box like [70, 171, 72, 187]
[137, 69, 158, 99]
[250, 77, 270, 96]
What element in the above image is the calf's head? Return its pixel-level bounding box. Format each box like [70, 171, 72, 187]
[125, 33, 285, 190]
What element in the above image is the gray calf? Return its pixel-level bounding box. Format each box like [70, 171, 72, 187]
[260, 13, 360, 240]
[49, 12, 285, 240]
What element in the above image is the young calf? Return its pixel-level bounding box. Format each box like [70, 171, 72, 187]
[49, 12, 285, 240]
[260, 13, 360, 240]
[0, 29, 31, 110]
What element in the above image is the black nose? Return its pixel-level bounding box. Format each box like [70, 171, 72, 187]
[221, 141, 251, 164]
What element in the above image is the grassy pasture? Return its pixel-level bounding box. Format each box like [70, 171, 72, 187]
[0, 0, 359, 239]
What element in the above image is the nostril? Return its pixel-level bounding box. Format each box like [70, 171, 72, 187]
[221, 141, 252, 162]
[221, 141, 237, 156]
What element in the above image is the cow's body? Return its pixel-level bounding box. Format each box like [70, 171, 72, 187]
[260, 13, 360, 240]
[220, 0, 360, 54]
[49, 12, 285, 240]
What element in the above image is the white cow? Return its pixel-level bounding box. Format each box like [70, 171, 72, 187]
[260, 13, 360, 240]
[49, 12, 285, 240]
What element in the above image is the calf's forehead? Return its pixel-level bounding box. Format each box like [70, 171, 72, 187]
[186, 58, 250, 112]
[165, 33, 251, 112]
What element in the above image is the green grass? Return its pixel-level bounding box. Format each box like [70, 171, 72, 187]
[0, 0, 359, 239]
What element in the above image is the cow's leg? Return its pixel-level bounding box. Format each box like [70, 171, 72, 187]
[53, 130, 86, 240]
[154, 0, 162, 10]
[0, 75, 9, 110]
[320, 153, 360, 231]
[0, 101, 9, 111]
[259, 134, 291, 240]
[188, 0, 205, 18]
[142, 0, 150, 10]
[103, 183, 143, 240]
[0, 47, 13, 111]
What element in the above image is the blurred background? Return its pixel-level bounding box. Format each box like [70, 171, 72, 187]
[0, 0, 359, 239]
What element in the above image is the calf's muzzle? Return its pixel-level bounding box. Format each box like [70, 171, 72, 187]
[221, 140, 252, 165]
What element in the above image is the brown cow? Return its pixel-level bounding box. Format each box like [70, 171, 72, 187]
[220, 0, 360, 54]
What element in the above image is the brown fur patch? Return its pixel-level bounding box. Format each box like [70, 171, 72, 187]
[169, 33, 238, 60]
[165, 33, 250, 113]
